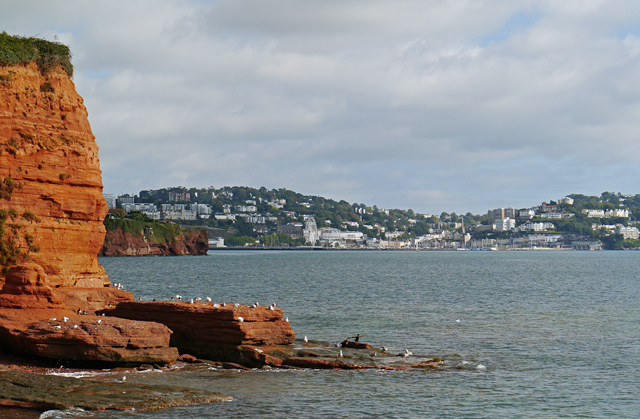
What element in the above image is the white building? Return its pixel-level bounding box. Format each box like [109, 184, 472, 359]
[558, 196, 574, 205]
[605, 208, 629, 218]
[122, 202, 161, 220]
[161, 204, 197, 221]
[103, 194, 117, 209]
[192, 203, 212, 219]
[319, 228, 364, 242]
[615, 225, 639, 240]
[235, 205, 257, 213]
[495, 218, 516, 232]
[209, 237, 226, 248]
[518, 222, 555, 232]
[518, 209, 536, 220]
[582, 209, 606, 218]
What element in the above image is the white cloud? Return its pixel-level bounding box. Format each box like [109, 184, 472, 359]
[2, 0, 640, 213]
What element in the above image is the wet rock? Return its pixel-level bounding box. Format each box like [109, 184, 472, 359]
[177, 354, 199, 363]
[0, 370, 232, 412]
[282, 357, 371, 370]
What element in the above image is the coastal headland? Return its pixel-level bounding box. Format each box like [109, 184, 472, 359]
[0, 34, 440, 414]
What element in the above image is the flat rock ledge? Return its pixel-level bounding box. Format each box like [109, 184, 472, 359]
[0, 370, 232, 413]
[103, 301, 295, 366]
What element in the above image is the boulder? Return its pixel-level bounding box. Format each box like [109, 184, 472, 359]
[103, 301, 295, 365]
[0, 264, 177, 366]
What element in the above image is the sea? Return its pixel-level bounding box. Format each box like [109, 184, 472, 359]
[14, 250, 640, 418]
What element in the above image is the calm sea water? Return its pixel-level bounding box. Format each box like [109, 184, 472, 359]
[36, 251, 640, 417]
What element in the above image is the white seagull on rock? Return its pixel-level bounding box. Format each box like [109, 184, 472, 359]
[303, 336, 308, 343]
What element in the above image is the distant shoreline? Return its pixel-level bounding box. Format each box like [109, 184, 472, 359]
[209, 247, 583, 251]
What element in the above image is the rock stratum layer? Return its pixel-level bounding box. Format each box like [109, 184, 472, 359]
[0, 62, 178, 366]
[99, 228, 209, 256]
[104, 301, 296, 366]
[0, 62, 107, 288]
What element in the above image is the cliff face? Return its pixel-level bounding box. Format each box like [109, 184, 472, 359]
[0, 63, 108, 287]
[99, 228, 209, 256]
[0, 60, 178, 365]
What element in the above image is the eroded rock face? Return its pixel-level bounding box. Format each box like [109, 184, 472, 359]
[0, 262, 65, 309]
[104, 301, 296, 364]
[0, 63, 108, 288]
[0, 64, 178, 366]
[0, 264, 178, 365]
[99, 228, 209, 256]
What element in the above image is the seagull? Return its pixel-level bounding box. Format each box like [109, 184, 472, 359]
[63, 317, 68, 322]
[238, 317, 244, 323]
[456, 319, 461, 323]
[97, 319, 102, 324]
[195, 297, 202, 302]
[189, 299, 194, 304]
[117, 375, 126, 383]
[303, 336, 308, 343]
[372, 352, 377, 357]
[338, 350, 343, 358]
[254, 302, 259, 307]
[53, 325, 62, 329]
[269, 305, 275, 311]
[254, 348, 264, 353]
[234, 303, 239, 307]
[284, 317, 289, 323]
[49, 318, 57, 321]
[101, 313, 105, 316]
[206, 297, 212, 303]
[402, 349, 413, 357]
[72, 325, 78, 329]
[476, 364, 487, 371]
[382, 346, 388, 352]
[212, 303, 220, 308]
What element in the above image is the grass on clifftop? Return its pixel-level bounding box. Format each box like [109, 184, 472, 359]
[0, 32, 73, 77]
[104, 212, 199, 244]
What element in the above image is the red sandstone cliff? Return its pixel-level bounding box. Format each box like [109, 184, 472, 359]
[0, 60, 178, 365]
[0, 62, 108, 288]
[99, 228, 209, 256]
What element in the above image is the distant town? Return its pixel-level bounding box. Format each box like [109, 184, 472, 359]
[103, 187, 640, 250]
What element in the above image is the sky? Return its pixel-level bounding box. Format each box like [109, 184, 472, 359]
[2, 1, 640, 215]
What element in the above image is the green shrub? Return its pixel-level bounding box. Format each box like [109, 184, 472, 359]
[40, 81, 54, 93]
[0, 32, 73, 76]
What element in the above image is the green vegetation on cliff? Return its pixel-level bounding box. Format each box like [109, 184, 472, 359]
[0, 32, 73, 76]
[104, 212, 189, 244]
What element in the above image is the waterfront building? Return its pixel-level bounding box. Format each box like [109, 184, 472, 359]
[103, 193, 116, 209]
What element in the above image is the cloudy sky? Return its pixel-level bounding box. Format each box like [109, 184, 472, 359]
[2, 1, 640, 214]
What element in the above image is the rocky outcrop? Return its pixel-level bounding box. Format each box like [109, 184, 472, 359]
[99, 228, 208, 256]
[0, 264, 178, 365]
[0, 63, 109, 288]
[0, 370, 232, 412]
[103, 301, 295, 366]
[0, 60, 178, 366]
